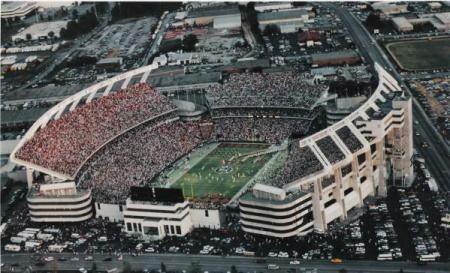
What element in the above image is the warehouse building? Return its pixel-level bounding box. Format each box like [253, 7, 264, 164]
[257, 9, 310, 33]
[254, 2, 293, 12]
[392, 17, 414, 32]
[311, 50, 361, 67]
[185, 5, 241, 29]
[391, 12, 450, 32]
[371, 2, 408, 16]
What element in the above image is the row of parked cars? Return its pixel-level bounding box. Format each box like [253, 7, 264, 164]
[396, 189, 441, 262]
[367, 202, 403, 261]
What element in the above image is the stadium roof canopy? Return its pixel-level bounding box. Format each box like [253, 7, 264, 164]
[130, 187, 185, 204]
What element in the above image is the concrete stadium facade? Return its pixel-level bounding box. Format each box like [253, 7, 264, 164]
[10, 62, 413, 234]
[239, 63, 413, 237]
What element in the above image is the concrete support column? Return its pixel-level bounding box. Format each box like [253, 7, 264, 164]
[312, 180, 326, 233]
[26, 168, 34, 190]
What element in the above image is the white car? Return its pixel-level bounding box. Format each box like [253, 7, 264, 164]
[145, 247, 155, 253]
[289, 260, 300, 265]
[79, 268, 87, 273]
[44, 256, 54, 262]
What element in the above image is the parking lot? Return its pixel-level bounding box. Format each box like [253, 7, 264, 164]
[408, 77, 450, 142]
[44, 17, 158, 86]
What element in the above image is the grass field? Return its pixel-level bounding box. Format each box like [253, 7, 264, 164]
[171, 143, 273, 199]
[386, 38, 450, 71]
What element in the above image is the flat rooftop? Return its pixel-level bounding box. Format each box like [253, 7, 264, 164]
[240, 190, 310, 205]
[257, 9, 308, 22]
[188, 5, 240, 18]
[1, 108, 50, 126]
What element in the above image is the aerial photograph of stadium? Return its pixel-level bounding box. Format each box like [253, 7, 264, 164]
[0, 1, 449, 273]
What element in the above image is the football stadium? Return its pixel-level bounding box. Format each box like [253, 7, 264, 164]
[11, 62, 414, 239]
[170, 143, 273, 199]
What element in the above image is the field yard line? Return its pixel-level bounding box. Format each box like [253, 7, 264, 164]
[228, 144, 287, 206]
[164, 142, 220, 188]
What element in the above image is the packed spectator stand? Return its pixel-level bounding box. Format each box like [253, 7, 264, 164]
[16, 83, 176, 177]
[261, 143, 324, 188]
[316, 136, 346, 164]
[206, 71, 328, 109]
[214, 117, 311, 144]
[336, 126, 363, 153]
[77, 117, 212, 204]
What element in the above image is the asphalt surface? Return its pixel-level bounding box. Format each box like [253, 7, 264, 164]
[330, 3, 450, 191]
[2, 253, 450, 273]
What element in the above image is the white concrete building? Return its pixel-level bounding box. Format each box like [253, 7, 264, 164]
[239, 63, 414, 237]
[239, 185, 314, 237]
[122, 187, 223, 240]
[123, 187, 192, 240]
[27, 181, 93, 222]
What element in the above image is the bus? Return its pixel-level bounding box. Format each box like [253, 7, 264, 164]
[25, 240, 43, 251]
[25, 228, 41, 233]
[48, 244, 66, 253]
[4, 244, 21, 252]
[419, 254, 437, 262]
[243, 251, 256, 257]
[37, 233, 54, 242]
[10, 237, 27, 244]
[43, 228, 62, 235]
[377, 253, 393, 261]
[17, 232, 35, 239]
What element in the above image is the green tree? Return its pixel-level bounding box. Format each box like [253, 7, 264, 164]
[26, 33, 32, 41]
[183, 34, 198, 51]
[48, 31, 55, 40]
[160, 262, 167, 273]
[123, 261, 132, 273]
[365, 12, 382, 30]
[72, 9, 79, 19]
[263, 24, 281, 36]
[230, 265, 238, 273]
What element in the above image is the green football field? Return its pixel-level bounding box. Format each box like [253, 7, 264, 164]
[386, 38, 450, 71]
[171, 143, 273, 198]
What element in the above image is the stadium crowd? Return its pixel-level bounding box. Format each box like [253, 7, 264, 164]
[213, 117, 311, 144]
[263, 144, 324, 187]
[78, 118, 212, 204]
[206, 72, 328, 108]
[16, 83, 176, 177]
[336, 126, 363, 153]
[211, 107, 319, 119]
[316, 136, 346, 164]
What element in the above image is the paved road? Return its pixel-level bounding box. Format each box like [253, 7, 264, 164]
[142, 12, 174, 66]
[10, 6, 112, 94]
[330, 3, 450, 191]
[2, 253, 450, 273]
